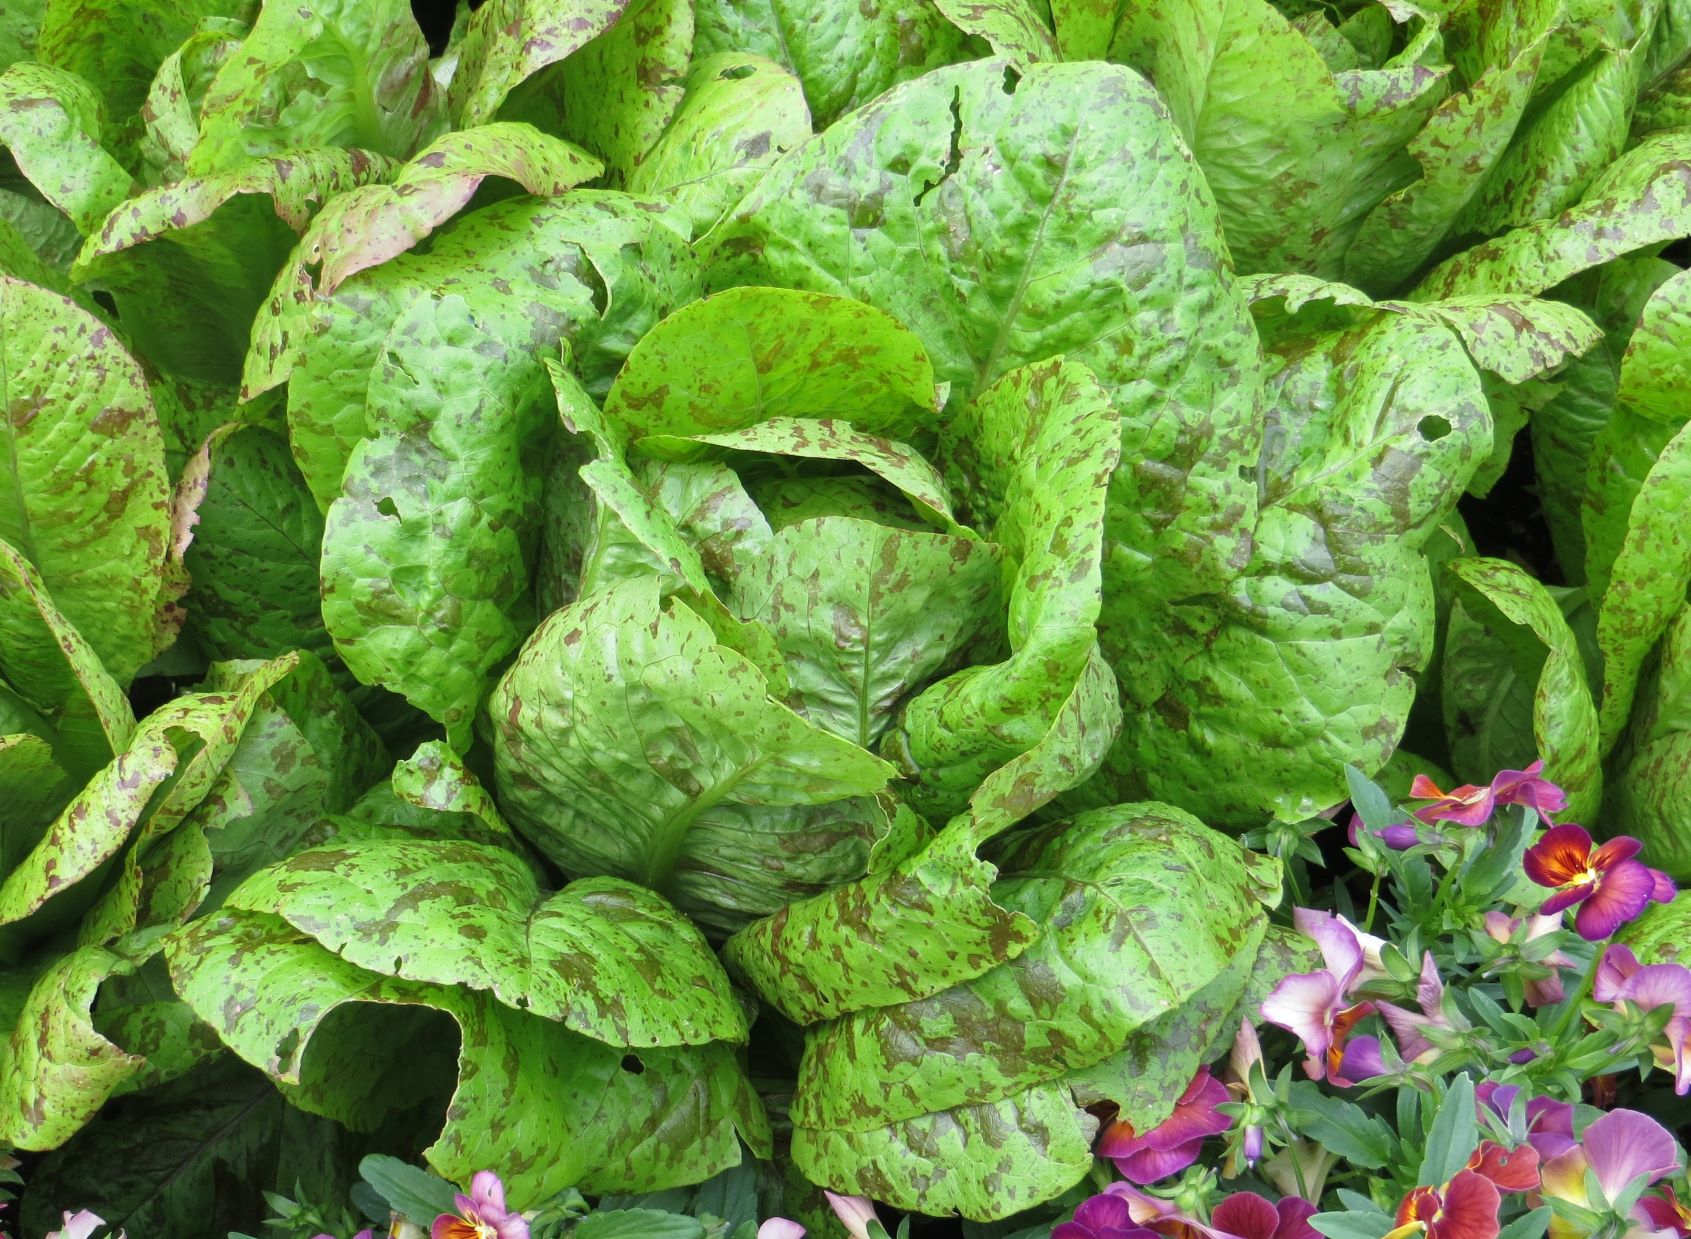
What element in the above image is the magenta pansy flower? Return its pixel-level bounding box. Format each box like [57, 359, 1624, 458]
[1474, 1082, 1575, 1161]
[1410, 762, 1566, 827]
[1593, 945, 1691, 1095]
[1211, 1192, 1320, 1239]
[1522, 824, 1675, 941]
[1098, 1067, 1231, 1182]
[1261, 910, 1385, 1085]
[432, 1171, 528, 1239]
[1636, 1185, 1691, 1238]
[1053, 1191, 1162, 1239]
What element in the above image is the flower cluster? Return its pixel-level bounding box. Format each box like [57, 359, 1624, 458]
[1050, 762, 1689, 1239]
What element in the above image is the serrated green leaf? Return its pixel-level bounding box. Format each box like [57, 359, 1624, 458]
[0, 276, 170, 685]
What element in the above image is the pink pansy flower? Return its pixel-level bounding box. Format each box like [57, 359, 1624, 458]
[1261, 911, 1387, 1085]
[757, 1221, 806, 1239]
[1483, 912, 1576, 1006]
[1540, 1110, 1685, 1239]
[1593, 945, 1691, 1095]
[1053, 1191, 1162, 1239]
[1210, 1193, 1320, 1239]
[432, 1171, 528, 1239]
[1098, 1067, 1231, 1182]
[1522, 825, 1676, 941]
[1474, 1082, 1575, 1161]
[1411, 763, 1567, 827]
[823, 1192, 882, 1239]
[1378, 952, 1453, 1063]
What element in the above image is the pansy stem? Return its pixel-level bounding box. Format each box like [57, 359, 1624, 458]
[1549, 947, 1599, 1044]
[1364, 871, 1382, 934]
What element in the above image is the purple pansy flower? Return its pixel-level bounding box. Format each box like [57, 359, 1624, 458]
[1410, 762, 1567, 827]
[1593, 945, 1691, 1095]
[1540, 1110, 1685, 1231]
[1098, 1067, 1231, 1182]
[1053, 1191, 1162, 1239]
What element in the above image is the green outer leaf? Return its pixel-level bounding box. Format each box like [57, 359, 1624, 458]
[1583, 407, 1676, 615]
[1107, 0, 1448, 278]
[319, 291, 553, 746]
[226, 838, 747, 1046]
[1414, 133, 1691, 299]
[792, 1079, 1095, 1221]
[0, 733, 73, 880]
[389, 739, 514, 838]
[1344, 7, 1553, 293]
[934, 0, 1060, 63]
[137, 16, 248, 183]
[605, 287, 940, 443]
[555, 0, 692, 185]
[189, 0, 444, 172]
[1616, 871, 1691, 960]
[730, 517, 1001, 748]
[1443, 558, 1603, 822]
[72, 148, 394, 383]
[0, 0, 43, 69]
[490, 577, 895, 933]
[1616, 266, 1691, 423]
[0, 938, 146, 1149]
[166, 909, 771, 1201]
[0, 63, 132, 234]
[176, 423, 335, 668]
[0, 276, 170, 685]
[625, 53, 812, 235]
[724, 816, 1038, 1025]
[891, 358, 1120, 818]
[305, 123, 605, 295]
[646, 418, 960, 531]
[446, 0, 632, 128]
[690, 0, 973, 129]
[0, 539, 135, 773]
[793, 804, 1273, 1131]
[706, 58, 1265, 600]
[1595, 417, 1691, 753]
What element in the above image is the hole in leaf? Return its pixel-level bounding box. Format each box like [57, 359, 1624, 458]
[620, 1053, 645, 1075]
[1417, 415, 1452, 442]
[376, 496, 399, 518]
[719, 64, 755, 80]
[1002, 64, 1022, 94]
[913, 88, 964, 206]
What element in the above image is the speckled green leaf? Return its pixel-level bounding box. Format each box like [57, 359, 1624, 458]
[0, 0, 43, 69]
[167, 909, 770, 1200]
[0, 276, 170, 685]
[606, 287, 940, 444]
[888, 358, 1119, 819]
[725, 815, 1037, 1025]
[390, 740, 514, 838]
[189, 0, 444, 173]
[226, 838, 745, 1046]
[1611, 606, 1691, 878]
[1616, 856, 1691, 953]
[791, 1080, 1095, 1222]
[136, 16, 247, 183]
[72, 148, 392, 383]
[490, 576, 895, 934]
[934, 0, 1059, 62]
[1345, 0, 1556, 293]
[706, 58, 1265, 599]
[0, 734, 72, 889]
[0, 540, 135, 776]
[1098, 307, 1490, 826]
[1416, 133, 1691, 299]
[729, 517, 1000, 748]
[625, 53, 811, 235]
[1107, 0, 1447, 278]
[1595, 417, 1691, 753]
[792, 804, 1273, 1132]
[1443, 558, 1603, 822]
[1616, 267, 1691, 422]
[0, 63, 132, 234]
[303, 123, 604, 295]
[252, 193, 697, 507]
[555, 0, 692, 185]
[0, 935, 152, 1149]
[319, 292, 553, 746]
[691, 0, 973, 128]
[446, 0, 632, 128]
[175, 423, 333, 669]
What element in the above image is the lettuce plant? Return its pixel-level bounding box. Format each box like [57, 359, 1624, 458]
[2, 0, 1691, 1232]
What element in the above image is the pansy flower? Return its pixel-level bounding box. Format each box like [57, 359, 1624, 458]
[1411, 763, 1567, 827]
[1475, 1082, 1575, 1161]
[1522, 825, 1676, 941]
[1053, 1191, 1162, 1239]
[1385, 1140, 1538, 1239]
[1635, 1185, 1691, 1238]
[758, 1222, 805, 1239]
[1210, 1192, 1320, 1239]
[1226, 1021, 1268, 1169]
[824, 1193, 882, 1239]
[1483, 912, 1576, 1006]
[432, 1172, 528, 1239]
[1540, 1110, 1685, 1239]
[1261, 911, 1386, 1085]
[1593, 945, 1691, 1096]
[1099, 1067, 1231, 1182]
[1378, 952, 1455, 1064]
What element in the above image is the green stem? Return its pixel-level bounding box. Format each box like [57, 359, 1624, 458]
[1363, 870, 1382, 934]
[1549, 946, 1600, 1044]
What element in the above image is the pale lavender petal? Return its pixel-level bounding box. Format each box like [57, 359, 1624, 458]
[758, 1222, 806, 1239]
[1292, 910, 1364, 990]
[1596, 945, 1643, 1003]
[1617, 964, 1691, 1016]
[1376, 1001, 1433, 1061]
[1580, 1109, 1683, 1202]
[471, 1171, 507, 1219]
[1260, 971, 1339, 1072]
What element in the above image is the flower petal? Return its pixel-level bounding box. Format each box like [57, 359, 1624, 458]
[1616, 963, 1691, 1015]
[1076, 1193, 1138, 1231]
[1098, 1117, 1147, 1158]
[1539, 884, 1592, 916]
[1112, 1136, 1205, 1184]
[1651, 868, 1679, 904]
[1143, 1070, 1231, 1148]
[1572, 861, 1656, 940]
[1334, 1033, 1387, 1085]
[1274, 1197, 1321, 1239]
[433, 1218, 478, 1239]
[471, 1171, 508, 1220]
[1467, 1141, 1540, 1192]
[1524, 824, 1594, 887]
[1428, 1170, 1502, 1239]
[1261, 971, 1341, 1074]
[1595, 945, 1642, 1003]
[1212, 1192, 1279, 1239]
[1578, 1108, 1683, 1203]
[758, 1222, 807, 1239]
[1293, 910, 1365, 990]
[1591, 835, 1643, 869]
